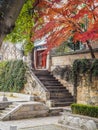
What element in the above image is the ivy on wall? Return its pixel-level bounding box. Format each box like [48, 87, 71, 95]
[0, 60, 26, 92]
[5, 0, 35, 54]
[72, 59, 98, 87]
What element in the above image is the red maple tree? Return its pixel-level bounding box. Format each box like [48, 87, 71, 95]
[31, 0, 98, 58]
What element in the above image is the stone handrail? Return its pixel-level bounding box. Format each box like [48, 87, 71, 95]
[30, 69, 48, 92]
[1, 103, 22, 121]
[2, 102, 49, 121]
[28, 67, 50, 102]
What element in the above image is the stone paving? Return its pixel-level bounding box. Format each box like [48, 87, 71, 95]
[0, 116, 60, 130]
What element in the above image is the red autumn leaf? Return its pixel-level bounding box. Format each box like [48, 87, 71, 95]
[31, 0, 98, 52]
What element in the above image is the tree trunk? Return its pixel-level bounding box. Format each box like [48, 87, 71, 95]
[0, 0, 26, 47]
[86, 40, 96, 59]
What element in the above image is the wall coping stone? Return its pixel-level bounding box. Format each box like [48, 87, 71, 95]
[51, 48, 98, 57]
[0, 92, 31, 101]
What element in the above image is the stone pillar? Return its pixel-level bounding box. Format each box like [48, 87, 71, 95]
[2, 93, 8, 101]
[29, 95, 34, 101]
[10, 126, 17, 130]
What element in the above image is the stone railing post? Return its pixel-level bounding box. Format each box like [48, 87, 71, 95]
[10, 126, 17, 130]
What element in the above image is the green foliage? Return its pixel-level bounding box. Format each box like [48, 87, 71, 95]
[73, 59, 91, 75]
[72, 59, 98, 85]
[23, 42, 34, 55]
[55, 42, 70, 53]
[91, 60, 98, 77]
[60, 65, 73, 82]
[55, 37, 84, 54]
[71, 103, 98, 118]
[67, 38, 81, 51]
[5, 0, 35, 54]
[0, 60, 26, 92]
[0, 61, 7, 75]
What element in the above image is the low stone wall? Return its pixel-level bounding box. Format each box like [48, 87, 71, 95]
[2, 102, 49, 121]
[77, 75, 98, 106]
[59, 113, 98, 130]
[50, 49, 98, 70]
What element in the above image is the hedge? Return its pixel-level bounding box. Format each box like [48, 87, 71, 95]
[0, 60, 26, 92]
[71, 103, 98, 118]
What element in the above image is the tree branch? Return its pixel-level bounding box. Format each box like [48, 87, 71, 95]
[0, 0, 26, 47]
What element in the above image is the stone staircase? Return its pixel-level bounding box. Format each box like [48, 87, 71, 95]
[0, 101, 49, 121]
[0, 102, 20, 120]
[33, 70, 74, 107]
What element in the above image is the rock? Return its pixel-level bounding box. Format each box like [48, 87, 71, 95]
[69, 117, 81, 128]
[82, 120, 97, 130]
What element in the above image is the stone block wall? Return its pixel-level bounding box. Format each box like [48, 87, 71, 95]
[0, 42, 23, 61]
[50, 49, 98, 71]
[52, 66, 74, 95]
[77, 75, 98, 106]
[3, 102, 49, 121]
[50, 50, 98, 105]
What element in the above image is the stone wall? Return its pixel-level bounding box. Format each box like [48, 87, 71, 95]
[50, 49, 98, 71]
[52, 66, 74, 95]
[77, 75, 98, 106]
[2, 102, 49, 121]
[52, 67, 98, 105]
[0, 42, 23, 61]
[23, 68, 50, 102]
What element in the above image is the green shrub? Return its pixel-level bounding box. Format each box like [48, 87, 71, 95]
[0, 60, 27, 92]
[71, 103, 98, 118]
[0, 61, 7, 74]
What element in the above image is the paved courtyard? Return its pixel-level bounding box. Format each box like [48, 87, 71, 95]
[0, 116, 60, 130]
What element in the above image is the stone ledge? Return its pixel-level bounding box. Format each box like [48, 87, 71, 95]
[51, 48, 98, 57]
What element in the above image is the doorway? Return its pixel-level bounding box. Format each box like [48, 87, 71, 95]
[35, 50, 47, 69]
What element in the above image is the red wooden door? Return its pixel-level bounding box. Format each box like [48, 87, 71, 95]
[36, 50, 47, 69]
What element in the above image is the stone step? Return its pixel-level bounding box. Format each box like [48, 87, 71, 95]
[2, 110, 10, 114]
[38, 77, 56, 80]
[0, 112, 6, 117]
[50, 94, 72, 99]
[42, 80, 61, 83]
[43, 82, 61, 86]
[50, 93, 72, 99]
[33, 69, 74, 107]
[8, 104, 17, 108]
[0, 103, 19, 120]
[53, 101, 73, 107]
[45, 86, 66, 89]
[48, 89, 68, 92]
[33, 70, 50, 73]
[53, 98, 74, 102]
[37, 75, 53, 78]
[5, 107, 14, 111]
[34, 72, 51, 76]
